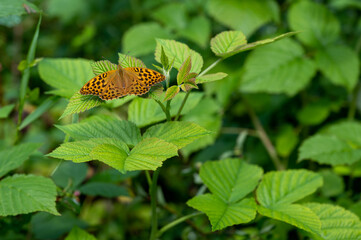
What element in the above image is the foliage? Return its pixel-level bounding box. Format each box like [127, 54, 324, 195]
[1, 0, 361, 239]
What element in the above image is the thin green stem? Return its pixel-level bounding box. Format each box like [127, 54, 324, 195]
[348, 82, 360, 120]
[145, 170, 152, 187]
[174, 58, 223, 121]
[243, 97, 284, 170]
[157, 212, 203, 238]
[149, 168, 161, 240]
[155, 99, 171, 121]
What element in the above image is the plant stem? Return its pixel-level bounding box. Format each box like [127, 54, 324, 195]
[155, 99, 171, 121]
[243, 98, 285, 170]
[157, 212, 203, 238]
[174, 58, 223, 121]
[149, 168, 160, 240]
[145, 170, 152, 186]
[348, 82, 359, 120]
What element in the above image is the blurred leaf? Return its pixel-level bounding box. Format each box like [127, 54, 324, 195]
[330, 0, 361, 9]
[51, 162, 88, 189]
[0, 142, 41, 178]
[0, 104, 15, 119]
[65, 226, 96, 240]
[187, 159, 262, 230]
[38, 58, 93, 98]
[91, 60, 117, 76]
[316, 44, 359, 92]
[319, 170, 344, 197]
[207, 0, 279, 36]
[0, 0, 39, 18]
[19, 96, 59, 130]
[90, 169, 140, 183]
[256, 170, 323, 207]
[60, 92, 104, 119]
[57, 115, 141, 147]
[79, 182, 128, 198]
[118, 54, 146, 68]
[150, 2, 187, 30]
[47, 0, 88, 23]
[288, 1, 340, 47]
[124, 138, 178, 171]
[143, 121, 210, 149]
[122, 22, 172, 57]
[240, 38, 316, 96]
[179, 15, 211, 48]
[349, 201, 361, 219]
[0, 174, 59, 216]
[299, 121, 361, 165]
[0, 15, 21, 27]
[47, 138, 129, 163]
[275, 125, 299, 158]
[128, 92, 203, 127]
[32, 212, 87, 240]
[196, 72, 228, 84]
[155, 39, 203, 73]
[164, 86, 180, 101]
[181, 97, 222, 157]
[304, 203, 361, 239]
[296, 102, 331, 126]
[71, 24, 96, 48]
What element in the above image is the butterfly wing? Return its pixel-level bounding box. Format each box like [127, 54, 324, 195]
[80, 70, 117, 97]
[124, 67, 165, 95]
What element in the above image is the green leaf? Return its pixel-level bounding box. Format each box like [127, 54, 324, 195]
[125, 138, 178, 171]
[164, 86, 180, 101]
[316, 44, 359, 92]
[298, 135, 361, 166]
[196, 72, 228, 84]
[150, 2, 187, 31]
[79, 182, 128, 198]
[0, 142, 42, 178]
[275, 125, 299, 158]
[297, 102, 331, 126]
[210, 31, 246, 58]
[19, 96, 59, 130]
[51, 162, 88, 189]
[288, 1, 340, 47]
[32, 212, 87, 240]
[155, 39, 203, 73]
[187, 195, 257, 231]
[90, 169, 140, 183]
[89, 144, 129, 173]
[91, 60, 117, 76]
[305, 203, 361, 239]
[257, 204, 321, 234]
[177, 56, 192, 85]
[38, 58, 94, 98]
[0, 104, 15, 119]
[0, 174, 59, 216]
[59, 92, 104, 119]
[47, 138, 129, 163]
[207, 0, 279, 36]
[143, 121, 210, 149]
[178, 15, 211, 48]
[128, 92, 203, 127]
[160, 46, 169, 70]
[319, 170, 344, 197]
[256, 170, 323, 207]
[57, 115, 141, 147]
[65, 226, 97, 240]
[0, 0, 39, 18]
[122, 22, 173, 57]
[201, 158, 263, 202]
[118, 54, 146, 68]
[240, 38, 316, 96]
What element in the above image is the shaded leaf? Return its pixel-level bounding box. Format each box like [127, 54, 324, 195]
[164, 86, 180, 101]
[79, 182, 128, 198]
[0, 104, 15, 119]
[65, 226, 96, 240]
[196, 72, 228, 84]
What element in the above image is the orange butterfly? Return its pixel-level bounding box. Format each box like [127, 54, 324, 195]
[80, 65, 165, 100]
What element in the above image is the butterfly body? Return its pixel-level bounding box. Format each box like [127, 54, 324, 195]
[80, 66, 165, 100]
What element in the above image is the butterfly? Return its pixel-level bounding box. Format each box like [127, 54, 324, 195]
[80, 65, 165, 100]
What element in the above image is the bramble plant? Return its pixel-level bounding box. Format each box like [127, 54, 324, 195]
[1, 0, 361, 239]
